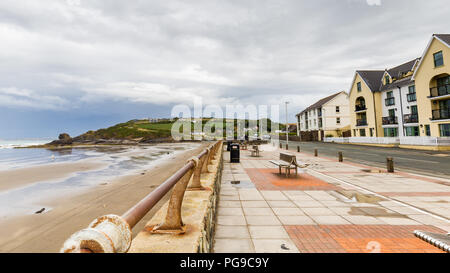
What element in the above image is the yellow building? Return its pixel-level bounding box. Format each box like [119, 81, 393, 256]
[341, 34, 450, 150]
[412, 34, 450, 137]
[348, 70, 384, 138]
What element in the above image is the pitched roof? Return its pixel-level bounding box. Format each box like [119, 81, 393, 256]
[355, 58, 419, 93]
[356, 70, 385, 91]
[379, 76, 414, 92]
[297, 91, 346, 116]
[435, 34, 450, 47]
[386, 58, 419, 79]
[413, 34, 450, 80]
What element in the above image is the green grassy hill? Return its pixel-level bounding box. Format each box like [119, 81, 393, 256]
[73, 118, 284, 142]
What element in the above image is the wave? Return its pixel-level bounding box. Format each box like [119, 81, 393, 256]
[0, 139, 52, 149]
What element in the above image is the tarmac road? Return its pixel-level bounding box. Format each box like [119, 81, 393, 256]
[278, 140, 450, 179]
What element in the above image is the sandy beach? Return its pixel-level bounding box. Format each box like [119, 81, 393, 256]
[0, 159, 107, 192]
[0, 143, 207, 253]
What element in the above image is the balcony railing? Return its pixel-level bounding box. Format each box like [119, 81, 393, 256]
[356, 119, 367, 126]
[385, 97, 395, 106]
[355, 105, 367, 112]
[407, 93, 416, 102]
[430, 84, 450, 98]
[403, 114, 419, 124]
[382, 116, 398, 125]
[432, 108, 450, 120]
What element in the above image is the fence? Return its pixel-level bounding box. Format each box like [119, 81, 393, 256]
[60, 141, 222, 253]
[324, 136, 450, 147]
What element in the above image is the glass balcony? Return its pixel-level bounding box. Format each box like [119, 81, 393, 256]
[403, 114, 419, 124]
[430, 84, 450, 98]
[382, 116, 398, 125]
[406, 93, 416, 102]
[356, 119, 367, 126]
[385, 97, 395, 106]
[432, 108, 450, 120]
[355, 105, 367, 112]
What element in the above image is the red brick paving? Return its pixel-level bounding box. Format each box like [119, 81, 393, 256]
[285, 225, 445, 253]
[245, 168, 341, 191]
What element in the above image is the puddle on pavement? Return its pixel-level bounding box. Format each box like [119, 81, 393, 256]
[336, 190, 385, 204]
[349, 207, 407, 218]
[360, 169, 383, 173]
[229, 180, 255, 189]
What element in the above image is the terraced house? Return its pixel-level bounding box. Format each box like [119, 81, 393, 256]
[340, 34, 450, 150]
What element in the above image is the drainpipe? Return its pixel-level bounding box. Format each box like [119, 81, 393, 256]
[372, 92, 378, 137]
[397, 86, 405, 137]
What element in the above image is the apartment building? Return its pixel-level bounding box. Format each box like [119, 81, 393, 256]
[413, 34, 450, 138]
[338, 34, 450, 150]
[296, 91, 350, 141]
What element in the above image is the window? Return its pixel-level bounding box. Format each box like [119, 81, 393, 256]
[411, 105, 418, 115]
[388, 109, 395, 117]
[407, 85, 416, 102]
[434, 51, 444, 67]
[336, 106, 340, 113]
[385, 75, 390, 85]
[405, 126, 419, 136]
[425, 125, 431, 136]
[385, 91, 395, 106]
[360, 129, 366, 136]
[440, 124, 450, 137]
[336, 117, 341, 124]
[357, 82, 362, 92]
[384, 128, 398, 137]
[370, 128, 374, 137]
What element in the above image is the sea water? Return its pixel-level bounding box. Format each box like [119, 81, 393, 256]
[0, 142, 200, 220]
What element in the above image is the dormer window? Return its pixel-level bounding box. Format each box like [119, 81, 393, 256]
[385, 75, 390, 85]
[357, 82, 362, 92]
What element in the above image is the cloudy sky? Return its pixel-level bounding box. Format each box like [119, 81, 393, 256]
[0, 0, 449, 138]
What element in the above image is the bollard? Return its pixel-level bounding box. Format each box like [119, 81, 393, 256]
[297, 146, 300, 153]
[280, 143, 282, 149]
[387, 157, 394, 173]
[286, 144, 289, 150]
[314, 149, 318, 157]
[338, 152, 343, 162]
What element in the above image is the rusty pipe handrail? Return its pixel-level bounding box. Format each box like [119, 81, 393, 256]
[122, 149, 208, 228]
[61, 141, 221, 253]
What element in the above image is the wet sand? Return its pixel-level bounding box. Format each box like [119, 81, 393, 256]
[0, 159, 107, 192]
[0, 143, 207, 253]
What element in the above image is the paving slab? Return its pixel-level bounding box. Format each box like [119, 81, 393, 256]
[213, 147, 448, 253]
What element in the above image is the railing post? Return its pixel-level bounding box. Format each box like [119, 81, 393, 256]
[151, 159, 196, 234]
[202, 147, 211, 174]
[187, 153, 207, 191]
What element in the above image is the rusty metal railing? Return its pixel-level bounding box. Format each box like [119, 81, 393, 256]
[60, 141, 222, 253]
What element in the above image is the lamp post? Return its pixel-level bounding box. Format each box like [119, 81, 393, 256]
[285, 101, 289, 147]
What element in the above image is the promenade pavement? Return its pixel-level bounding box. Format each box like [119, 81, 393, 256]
[213, 143, 450, 253]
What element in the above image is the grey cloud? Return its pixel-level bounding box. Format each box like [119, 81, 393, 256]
[0, 0, 449, 120]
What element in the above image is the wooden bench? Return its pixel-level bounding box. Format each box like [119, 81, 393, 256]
[269, 152, 309, 177]
[250, 145, 260, 157]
